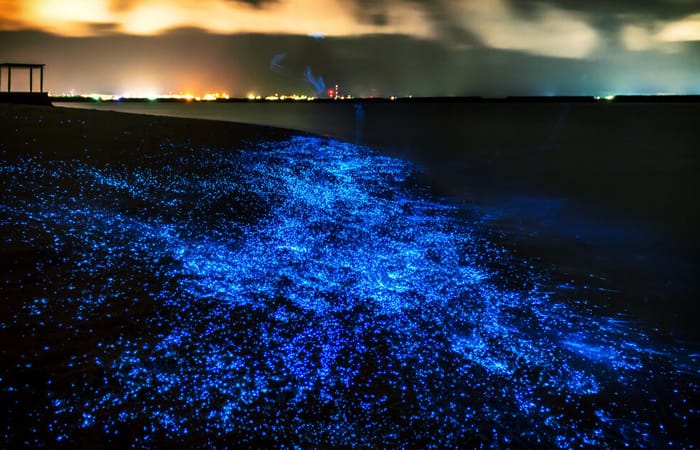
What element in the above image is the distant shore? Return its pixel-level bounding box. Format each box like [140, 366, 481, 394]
[50, 94, 700, 104]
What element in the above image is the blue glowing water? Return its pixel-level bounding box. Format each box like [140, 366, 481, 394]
[1, 116, 698, 448]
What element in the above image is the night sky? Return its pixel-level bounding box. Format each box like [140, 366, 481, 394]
[1, 0, 699, 97]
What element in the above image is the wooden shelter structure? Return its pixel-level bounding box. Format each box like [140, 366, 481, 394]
[0, 63, 51, 105]
[1, 63, 45, 93]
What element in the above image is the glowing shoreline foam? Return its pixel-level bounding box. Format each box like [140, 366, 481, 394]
[1, 132, 697, 448]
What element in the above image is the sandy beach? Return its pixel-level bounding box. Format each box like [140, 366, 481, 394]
[2, 103, 295, 162]
[1, 103, 697, 448]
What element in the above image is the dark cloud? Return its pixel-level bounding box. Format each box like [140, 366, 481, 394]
[87, 22, 121, 34]
[0, 17, 25, 30]
[505, 0, 700, 38]
[346, 0, 699, 48]
[109, 0, 137, 12]
[349, 0, 481, 46]
[415, 0, 482, 46]
[0, 1, 25, 30]
[508, 0, 699, 20]
[109, 0, 277, 13]
[223, 0, 278, 8]
[0, 28, 697, 97]
[351, 0, 390, 26]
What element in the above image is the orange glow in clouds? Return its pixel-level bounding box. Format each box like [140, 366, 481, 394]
[2, 0, 698, 60]
[3, 0, 434, 38]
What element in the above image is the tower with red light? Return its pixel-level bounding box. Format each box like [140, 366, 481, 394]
[328, 84, 340, 99]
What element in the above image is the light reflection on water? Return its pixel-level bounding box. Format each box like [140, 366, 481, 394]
[1, 116, 698, 448]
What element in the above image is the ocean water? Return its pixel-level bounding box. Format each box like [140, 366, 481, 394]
[2, 103, 698, 448]
[57, 101, 700, 335]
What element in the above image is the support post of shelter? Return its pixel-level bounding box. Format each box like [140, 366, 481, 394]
[0, 63, 50, 105]
[0, 63, 47, 94]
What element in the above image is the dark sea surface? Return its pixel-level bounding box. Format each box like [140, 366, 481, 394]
[58, 101, 700, 336]
[2, 102, 697, 448]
